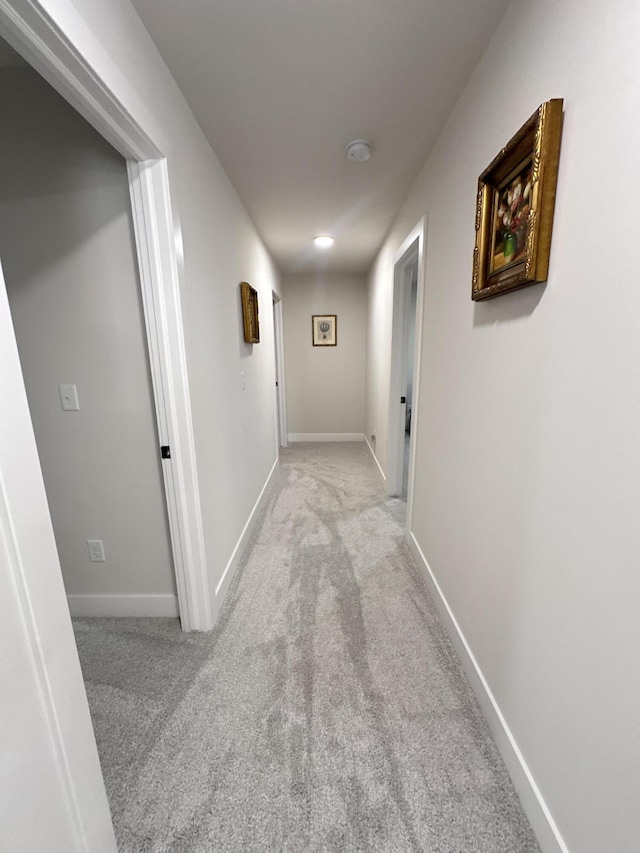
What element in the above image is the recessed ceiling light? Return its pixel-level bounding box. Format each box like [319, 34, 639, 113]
[346, 139, 372, 161]
[314, 235, 335, 248]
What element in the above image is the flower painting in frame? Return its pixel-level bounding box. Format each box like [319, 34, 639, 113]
[490, 160, 533, 275]
[312, 315, 337, 346]
[472, 98, 564, 300]
[240, 281, 260, 343]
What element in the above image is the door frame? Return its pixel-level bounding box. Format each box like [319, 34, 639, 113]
[0, 2, 212, 846]
[272, 292, 288, 448]
[0, 1, 211, 632]
[387, 217, 427, 528]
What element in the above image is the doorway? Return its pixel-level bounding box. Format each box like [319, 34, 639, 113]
[272, 293, 288, 449]
[0, 54, 177, 618]
[0, 21, 211, 632]
[388, 218, 427, 523]
[402, 257, 418, 499]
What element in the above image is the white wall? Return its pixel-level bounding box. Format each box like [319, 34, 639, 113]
[367, 1, 640, 851]
[282, 273, 366, 437]
[0, 67, 176, 608]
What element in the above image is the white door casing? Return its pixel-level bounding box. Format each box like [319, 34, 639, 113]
[128, 160, 211, 631]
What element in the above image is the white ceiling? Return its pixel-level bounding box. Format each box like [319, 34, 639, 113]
[138, 2, 508, 273]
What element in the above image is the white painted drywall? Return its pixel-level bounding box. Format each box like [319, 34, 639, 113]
[282, 274, 366, 435]
[0, 67, 176, 602]
[367, 0, 640, 850]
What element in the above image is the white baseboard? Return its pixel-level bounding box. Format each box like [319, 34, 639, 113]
[406, 531, 568, 853]
[287, 433, 364, 443]
[364, 436, 387, 487]
[67, 594, 179, 618]
[211, 456, 279, 621]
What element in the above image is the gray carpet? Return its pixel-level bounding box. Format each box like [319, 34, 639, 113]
[74, 442, 539, 852]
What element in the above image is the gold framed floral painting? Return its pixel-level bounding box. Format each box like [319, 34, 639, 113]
[472, 98, 564, 301]
[240, 281, 260, 343]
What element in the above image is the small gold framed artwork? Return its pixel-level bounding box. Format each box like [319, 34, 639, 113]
[472, 98, 564, 301]
[240, 281, 260, 343]
[312, 315, 337, 346]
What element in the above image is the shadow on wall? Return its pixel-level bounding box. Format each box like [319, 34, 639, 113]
[473, 281, 547, 327]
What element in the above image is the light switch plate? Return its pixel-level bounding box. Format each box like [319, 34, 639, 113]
[59, 384, 79, 411]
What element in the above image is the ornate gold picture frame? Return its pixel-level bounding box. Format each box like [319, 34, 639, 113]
[240, 281, 260, 343]
[472, 98, 564, 301]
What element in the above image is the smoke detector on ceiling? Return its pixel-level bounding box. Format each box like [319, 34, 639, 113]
[346, 139, 372, 161]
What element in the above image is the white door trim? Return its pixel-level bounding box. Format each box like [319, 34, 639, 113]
[128, 161, 211, 631]
[387, 217, 427, 527]
[0, 0, 211, 632]
[272, 293, 288, 448]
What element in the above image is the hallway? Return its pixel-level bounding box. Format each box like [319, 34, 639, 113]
[74, 443, 537, 851]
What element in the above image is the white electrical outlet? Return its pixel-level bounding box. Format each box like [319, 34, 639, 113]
[87, 540, 105, 562]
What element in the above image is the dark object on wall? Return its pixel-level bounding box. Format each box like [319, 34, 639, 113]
[240, 281, 260, 343]
[312, 314, 337, 346]
[472, 98, 564, 301]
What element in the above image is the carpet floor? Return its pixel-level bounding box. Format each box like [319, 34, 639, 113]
[74, 442, 539, 852]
